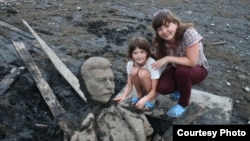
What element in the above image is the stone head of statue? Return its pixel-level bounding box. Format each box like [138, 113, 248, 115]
[80, 57, 115, 104]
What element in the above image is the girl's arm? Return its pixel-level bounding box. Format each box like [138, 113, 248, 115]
[113, 75, 133, 103]
[122, 75, 134, 97]
[152, 42, 199, 69]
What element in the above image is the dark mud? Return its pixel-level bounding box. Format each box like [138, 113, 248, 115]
[0, 0, 250, 140]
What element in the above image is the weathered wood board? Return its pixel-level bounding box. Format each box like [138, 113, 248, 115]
[13, 41, 65, 117]
[22, 20, 87, 102]
[0, 67, 25, 95]
[0, 20, 34, 39]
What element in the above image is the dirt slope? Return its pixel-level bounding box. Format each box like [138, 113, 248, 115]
[0, 0, 249, 140]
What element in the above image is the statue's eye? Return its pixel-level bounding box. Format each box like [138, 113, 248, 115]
[96, 78, 105, 82]
[110, 78, 114, 82]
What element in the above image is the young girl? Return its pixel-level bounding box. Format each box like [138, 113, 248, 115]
[151, 9, 209, 117]
[113, 37, 162, 111]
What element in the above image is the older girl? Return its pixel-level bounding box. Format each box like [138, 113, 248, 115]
[151, 9, 209, 117]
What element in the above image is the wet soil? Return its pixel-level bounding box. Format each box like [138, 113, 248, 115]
[0, 0, 250, 140]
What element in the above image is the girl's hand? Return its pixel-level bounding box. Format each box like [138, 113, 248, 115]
[135, 96, 148, 110]
[152, 57, 168, 69]
[113, 95, 126, 103]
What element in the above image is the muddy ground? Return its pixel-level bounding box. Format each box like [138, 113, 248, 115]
[0, 0, 250, 140]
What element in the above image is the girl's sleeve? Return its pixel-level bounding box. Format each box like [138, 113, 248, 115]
[148, 58, 161, 79]
[182, 28, 203, 48]
[126, 61, 133, 74]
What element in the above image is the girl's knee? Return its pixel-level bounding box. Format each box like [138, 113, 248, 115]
[138, 68, 150, 79]
[175, 66, 190, 77]
[157, 87, 171, 95]
[130, 67, 140, 77]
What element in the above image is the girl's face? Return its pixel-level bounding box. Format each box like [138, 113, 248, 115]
[132, 47, 148, 66]
[157, 22, 178, 43]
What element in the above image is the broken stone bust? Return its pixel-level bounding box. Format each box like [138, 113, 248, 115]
[80, 56, 115, 104]
[68, 56, 154, 141]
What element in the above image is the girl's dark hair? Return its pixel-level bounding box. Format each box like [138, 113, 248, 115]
[127, 37, 151, 60]
[152, 9, 194, 59]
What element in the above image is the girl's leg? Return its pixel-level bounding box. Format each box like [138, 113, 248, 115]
[131, 67, 152, 98]
[175, 66, 208, 107]
[157, 65, 176, 95]
[137, 68, 151, 94]
[130, 67, 143, 98]
[137, 68, 155, 110]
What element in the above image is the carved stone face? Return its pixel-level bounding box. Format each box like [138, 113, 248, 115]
[85, 68, 114, 103]
[81, 57, 115, 104]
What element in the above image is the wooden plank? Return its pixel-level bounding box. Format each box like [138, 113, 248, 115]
[0, 20, 34, 39]
[162, 102, 205, 141]
[13, 41, 65, 117]
[0, 67, 25, 95]
[22, 20, 87, 102]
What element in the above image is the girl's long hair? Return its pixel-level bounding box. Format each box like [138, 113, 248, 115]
[152, 9, 194, 59]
